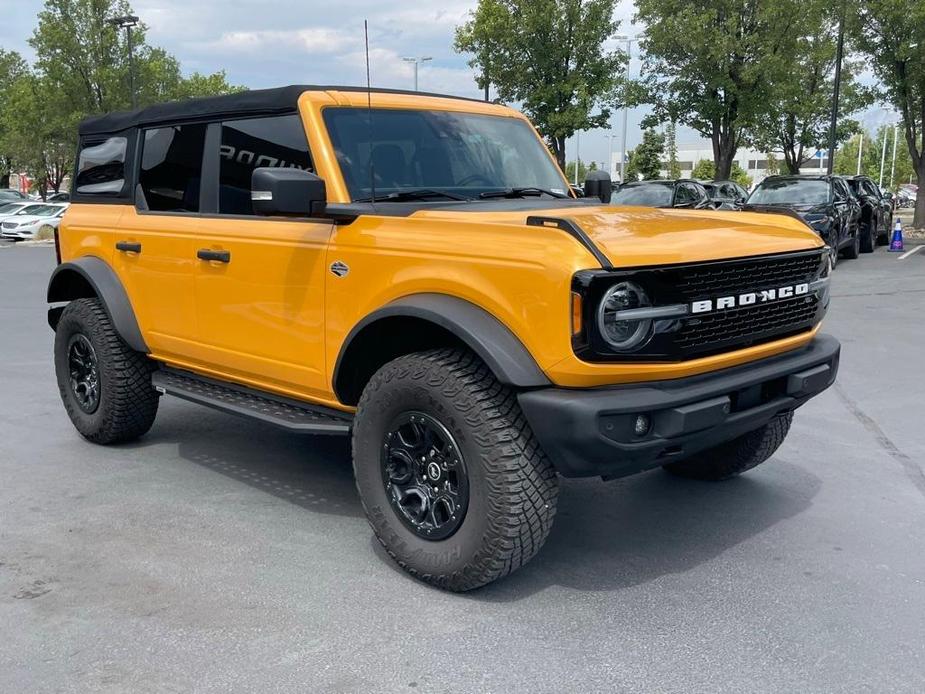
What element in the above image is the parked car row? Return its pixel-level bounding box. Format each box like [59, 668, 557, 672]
[0, 201, 69, 241]
[605, 174, 893, 270]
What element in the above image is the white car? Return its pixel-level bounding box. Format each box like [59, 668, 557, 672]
[0, 203, 68, 240]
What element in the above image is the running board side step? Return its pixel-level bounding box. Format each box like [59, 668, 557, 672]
[152, 368, 353, 435]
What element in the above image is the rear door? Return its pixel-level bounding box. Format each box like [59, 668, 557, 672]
[111, 124, 206, 360]
[190, 114, 334, 399]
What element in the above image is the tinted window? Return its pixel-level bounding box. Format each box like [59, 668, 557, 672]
[748, 179, 830, 205]
[0, 203, 21, 213]
[323, 108, 569, 201]
[76, 137, 127, 194]
[219, 115, 313, 215]
[139, 124, 207, 212]
[611, 183, 674, 206]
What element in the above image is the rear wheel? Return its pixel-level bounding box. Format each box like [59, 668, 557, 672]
[54, 298, 159, 444]
[860, 218, 875, 253]
[662, 413, 793, 481]
[352, 348, 558, 592]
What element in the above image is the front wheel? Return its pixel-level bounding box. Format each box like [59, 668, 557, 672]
[662, 413, 793, 481]
[352, 349, 558, 592]
[841, 229, 860, 260]
[54, 298, 159, 444]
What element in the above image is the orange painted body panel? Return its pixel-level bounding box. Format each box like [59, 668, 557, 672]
[57, 89, 827, 411]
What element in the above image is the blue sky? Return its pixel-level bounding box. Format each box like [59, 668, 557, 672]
[1, 0, 899, 170]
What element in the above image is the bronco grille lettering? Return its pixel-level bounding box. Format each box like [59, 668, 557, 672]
[690, 282, 811, 314]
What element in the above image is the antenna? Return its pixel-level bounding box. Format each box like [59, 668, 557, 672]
[364, 20, 377, 208]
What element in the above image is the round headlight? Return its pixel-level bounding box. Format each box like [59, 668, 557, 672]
[597, 281, 653, 351]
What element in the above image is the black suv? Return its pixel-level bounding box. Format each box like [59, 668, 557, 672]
[745, 175, 861, 269]
[703, 180, 749, 209]
[843, 175, 893, 250]
[610, 179, 713, 208]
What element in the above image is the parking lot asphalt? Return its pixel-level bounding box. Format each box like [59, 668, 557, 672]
[1, 244, 924, 693]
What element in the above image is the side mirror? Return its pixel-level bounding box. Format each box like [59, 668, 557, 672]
[251, 167, 326, 217]
[584, 170, 612, 203]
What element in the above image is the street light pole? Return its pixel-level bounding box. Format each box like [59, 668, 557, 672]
[615, 35, 637, 183]
[107, 15, 140, 109]
[826, 8, 845, 175]
[401, 56, 432, 91]
[856, 133, 863, 175]
[889, 125, 898, 189]
[879, 128, 888, 186]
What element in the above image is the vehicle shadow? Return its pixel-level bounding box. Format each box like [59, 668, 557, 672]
[148, 402, 363, 519]
[149, 400, 820, 599]
[474, 458, 821, 600]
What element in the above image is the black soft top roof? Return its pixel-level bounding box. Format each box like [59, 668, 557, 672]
[78, 84, 483, 136]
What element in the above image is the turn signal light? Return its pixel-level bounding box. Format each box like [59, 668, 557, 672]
[571, 291, 583, 336]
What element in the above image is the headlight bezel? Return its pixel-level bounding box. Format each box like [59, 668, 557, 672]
[596, 280, 654, 352]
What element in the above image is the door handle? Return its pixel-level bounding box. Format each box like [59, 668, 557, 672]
[116, 241, 141, 253]
[197, 249, 231, 263]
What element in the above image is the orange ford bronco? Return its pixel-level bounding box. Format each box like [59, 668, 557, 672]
[48, 86, 839, 591]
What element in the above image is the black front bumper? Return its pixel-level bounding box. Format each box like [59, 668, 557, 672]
[518, 334, 840, 479]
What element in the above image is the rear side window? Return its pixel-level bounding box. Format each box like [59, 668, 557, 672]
[75, 137, 127, 194]
[139, 124, 207, 212]
[218, 114, 313, 215]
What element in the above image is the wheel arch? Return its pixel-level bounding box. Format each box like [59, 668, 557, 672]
[332, 294, 551, 406]
[47, 256, 148, 353]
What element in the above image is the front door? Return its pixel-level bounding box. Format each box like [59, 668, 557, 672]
[189, 114, 334, 400]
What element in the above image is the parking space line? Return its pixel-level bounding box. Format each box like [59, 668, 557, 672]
[898, 245, 924, 260]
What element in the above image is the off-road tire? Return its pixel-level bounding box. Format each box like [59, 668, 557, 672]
[841, 229, 860, 259]
[662, 412, 793, 481]
[54, 298, 159, 444]
[352, 348, 558, 592]
[860, 219, 875, 253]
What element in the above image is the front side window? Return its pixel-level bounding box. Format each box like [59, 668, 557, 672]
[139, 124, 207, 212]
[322, 108, 569, 201]
[748, 179, 830, 205]
[75, 137, 127, 194]
[219, 114, 313, 215]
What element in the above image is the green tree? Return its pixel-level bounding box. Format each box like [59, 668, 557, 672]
[624, 129, 665, 181]
[1, 0, 240, 196]
[754, 3, 870, 174]
[855, 0, 925, 226]
[565, 160, 590, 184]
[691, 158, 752, 188]
[834, 128, 915, 189]
[455, 0, 625, 168]
[635, 0, 801, 179]
[0, 49, 28, 187]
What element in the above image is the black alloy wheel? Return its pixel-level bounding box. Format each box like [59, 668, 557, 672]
[67, 333, 100, 414]
[381, 411, 469, 541]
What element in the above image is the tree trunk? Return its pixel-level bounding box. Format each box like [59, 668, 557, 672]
[712, 134, 736, 180]
[553, 136, 567, 171]
[915, 165, 925, 229]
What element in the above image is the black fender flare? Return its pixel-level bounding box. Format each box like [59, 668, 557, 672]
[333, 294, 551, 404]
[47, 256, 148, 353]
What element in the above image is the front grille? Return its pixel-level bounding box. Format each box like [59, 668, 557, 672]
[671, 252, 824, 303]
[676, 294, 820, 352]
[573, 249, 829, 362]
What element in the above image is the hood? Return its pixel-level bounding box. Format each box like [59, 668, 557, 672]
[413, 203, 823, 269]
[2, 215, 46, 225]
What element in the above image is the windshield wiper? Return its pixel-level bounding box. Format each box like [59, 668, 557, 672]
[355, 189, 471, 203]
[478, 187, 570, 200]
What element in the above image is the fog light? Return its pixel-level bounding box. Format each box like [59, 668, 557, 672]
[634, 414, 650, 436]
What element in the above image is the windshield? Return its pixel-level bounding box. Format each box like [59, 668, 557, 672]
[611, 183, 674, 206]
[748, 179, 830, 205]
[16, 204, 54, 216]
[0, 203, 23, 214]
[323, 108, 569, 201]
